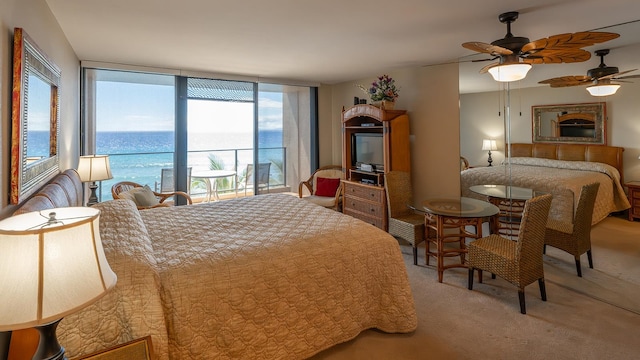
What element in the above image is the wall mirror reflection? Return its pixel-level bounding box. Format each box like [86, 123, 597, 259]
[532, 102, 606, 145]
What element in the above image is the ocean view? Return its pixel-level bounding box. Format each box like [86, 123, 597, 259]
[28, 130, 285, 201]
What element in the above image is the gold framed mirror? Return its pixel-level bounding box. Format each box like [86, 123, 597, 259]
[532, 102, 606, 145]
[10, 28, 61, 204]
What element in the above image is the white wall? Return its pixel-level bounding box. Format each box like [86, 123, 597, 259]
[0, 0, 80, 217]
[460, 82, 640, 182]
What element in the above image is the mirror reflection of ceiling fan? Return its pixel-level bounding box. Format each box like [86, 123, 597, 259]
[538, 49, 640, 96]
[462, 11, 620, 82]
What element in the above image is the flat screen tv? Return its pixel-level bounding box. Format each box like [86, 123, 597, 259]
[352, 133, 384, 172]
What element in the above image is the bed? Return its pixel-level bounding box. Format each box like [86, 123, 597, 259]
[461, 143, 630, 224]
[10, 170, 418, 359]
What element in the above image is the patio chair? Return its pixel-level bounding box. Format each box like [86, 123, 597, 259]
[244, 163, 271, 195]
[112, 181, 192, 210]
[159, 167, 192, 194]
[298, 165, 344, 210]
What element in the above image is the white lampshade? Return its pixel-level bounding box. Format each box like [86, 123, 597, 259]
[586, 84, 620, 97]
[77, 155, 113, 182]
[488, 63, 532, 82]
[482, 139, 498, 151]
[0, 207, 117, 331]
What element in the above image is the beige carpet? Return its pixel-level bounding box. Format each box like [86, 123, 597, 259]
[310, 215, 640, 360]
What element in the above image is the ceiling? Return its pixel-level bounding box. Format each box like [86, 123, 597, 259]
[45, 0, 640, 93]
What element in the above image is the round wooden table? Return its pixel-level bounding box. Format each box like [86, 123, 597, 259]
[422, 197, 499, 283]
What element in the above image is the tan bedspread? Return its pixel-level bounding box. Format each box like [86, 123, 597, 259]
[461, 157, 629, 224]
[58, 195, 417, 359]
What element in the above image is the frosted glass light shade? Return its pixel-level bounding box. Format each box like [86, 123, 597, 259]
[488, 63, 532, 82]
[482, 139, 498, 151]
[586, 84, 620, 96]
[0, 207, 117, 331]
[77, 155, 113, 182]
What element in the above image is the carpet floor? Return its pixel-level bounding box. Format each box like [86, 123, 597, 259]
[310, 215, 640, 360]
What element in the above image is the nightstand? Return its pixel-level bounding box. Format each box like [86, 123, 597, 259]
[626, 181, 640, 221]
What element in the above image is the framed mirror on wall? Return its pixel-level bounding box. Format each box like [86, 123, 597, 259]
[10, 27, 61, 204]
[532, 102, 606, 145]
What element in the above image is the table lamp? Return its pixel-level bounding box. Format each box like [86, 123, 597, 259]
[77, 155, 113, 206]
[482, 139, 498, 166]
[0, 207, 116, 360]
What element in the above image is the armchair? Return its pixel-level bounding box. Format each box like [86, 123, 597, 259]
[112, 181, 193, 210]
[298, 165, 344, 210]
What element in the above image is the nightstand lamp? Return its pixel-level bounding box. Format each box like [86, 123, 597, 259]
[0, 207, 117, 360]
[482, 139, 498, 166]
[77, 155, 113, 206]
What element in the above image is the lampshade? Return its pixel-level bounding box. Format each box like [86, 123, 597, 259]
[488, 63, 532, 82]
[77, 155, 113, 182]
[586, 83, 620, 96]
[482, 139, 498, 151]
[0, 207, 117, 331]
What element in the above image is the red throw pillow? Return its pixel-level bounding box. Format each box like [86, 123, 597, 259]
[315, 177, 340, 197]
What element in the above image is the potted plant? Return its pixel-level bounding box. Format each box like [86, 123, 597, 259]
[358, 74, 399, 109]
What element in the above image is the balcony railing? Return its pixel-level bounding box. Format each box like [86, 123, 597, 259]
[98, 147, 287, 201]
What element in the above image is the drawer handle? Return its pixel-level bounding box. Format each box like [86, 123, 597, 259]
[370, 208, 375, 212]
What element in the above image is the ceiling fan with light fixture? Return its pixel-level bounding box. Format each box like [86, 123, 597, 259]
[538, 49, 640, 96]
[462, 11, 620, 82]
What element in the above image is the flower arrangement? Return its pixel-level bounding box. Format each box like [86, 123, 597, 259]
[357, 74, 399, 102]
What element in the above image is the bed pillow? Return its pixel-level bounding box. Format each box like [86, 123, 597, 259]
[133, 185, 160, 207]
[315, 177, 341, 197]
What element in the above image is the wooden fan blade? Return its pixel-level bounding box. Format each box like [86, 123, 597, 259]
[523, 48, 591, 64]
[478, 62, 498, 74]
[600, 69, 639, 80]
[462, 42, 513, 56]
[538, 75, 591, 88]
[521, 32, 619, 62]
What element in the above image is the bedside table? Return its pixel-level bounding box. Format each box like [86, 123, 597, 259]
[626, 181, 640, 221]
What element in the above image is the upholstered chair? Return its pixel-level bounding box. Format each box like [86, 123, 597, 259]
[112, 181, 192, 210]
[544, 182, 600, 277]
[298, 165, 344, 210]
[468, 194, 553, 314]
[384, 171, 425, 265]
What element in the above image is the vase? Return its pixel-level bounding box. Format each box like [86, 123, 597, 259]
[372, 100, 395, 110]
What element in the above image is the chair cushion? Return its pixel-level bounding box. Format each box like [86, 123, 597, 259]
[304, 195, 339, 208]
[315, 177, 340, 197]
[133, 185, 160, 207]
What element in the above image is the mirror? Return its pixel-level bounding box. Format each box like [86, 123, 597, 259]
[532, 102, 606, 145]
[10, 28, 61, 204]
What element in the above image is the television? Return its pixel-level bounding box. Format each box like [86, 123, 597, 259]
[351, 133, 384, 172]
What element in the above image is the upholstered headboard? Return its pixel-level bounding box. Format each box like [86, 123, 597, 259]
[12, 169, 84, 215]
[509, 143, 625, 181]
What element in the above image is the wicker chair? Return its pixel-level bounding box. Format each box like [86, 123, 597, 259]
[384, 171, 425, 265]
[460, 156, 470, 171]
[544, 182, 600, 277]
[298, 165, 344, 210]
[112, 181, 193, 210]
[467, 194, 552, 314]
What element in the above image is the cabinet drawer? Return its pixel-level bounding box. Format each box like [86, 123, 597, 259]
[631, 189, 640, 200]
[343, 183, 384, 202]
[344, 209, 385, 229]
[344, 196, 385, 217]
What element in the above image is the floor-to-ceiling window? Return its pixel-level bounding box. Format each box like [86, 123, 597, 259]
[82, 66, 315, 202]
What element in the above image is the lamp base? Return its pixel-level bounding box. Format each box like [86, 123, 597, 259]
[87, 182, 99, 207]
[33, 319, 66, 360]
[487, 150, 494, 167]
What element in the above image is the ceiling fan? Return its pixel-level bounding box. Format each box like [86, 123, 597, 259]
[538, 49, 640, 96]
[462, 11, 620, 82]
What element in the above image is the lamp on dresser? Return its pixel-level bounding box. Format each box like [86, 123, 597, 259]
[77, 155, 113, 206]
[0, 207, 117, 360]
[482, 139, 498, 166]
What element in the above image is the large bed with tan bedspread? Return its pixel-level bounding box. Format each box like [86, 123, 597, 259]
[461, 143, 630, 224]
[12, 170, 417, 359]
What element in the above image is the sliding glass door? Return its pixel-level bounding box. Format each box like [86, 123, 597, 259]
[83, 67, 314, 203]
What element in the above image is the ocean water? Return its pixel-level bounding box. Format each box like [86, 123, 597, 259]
[28, 130, 284, 201]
